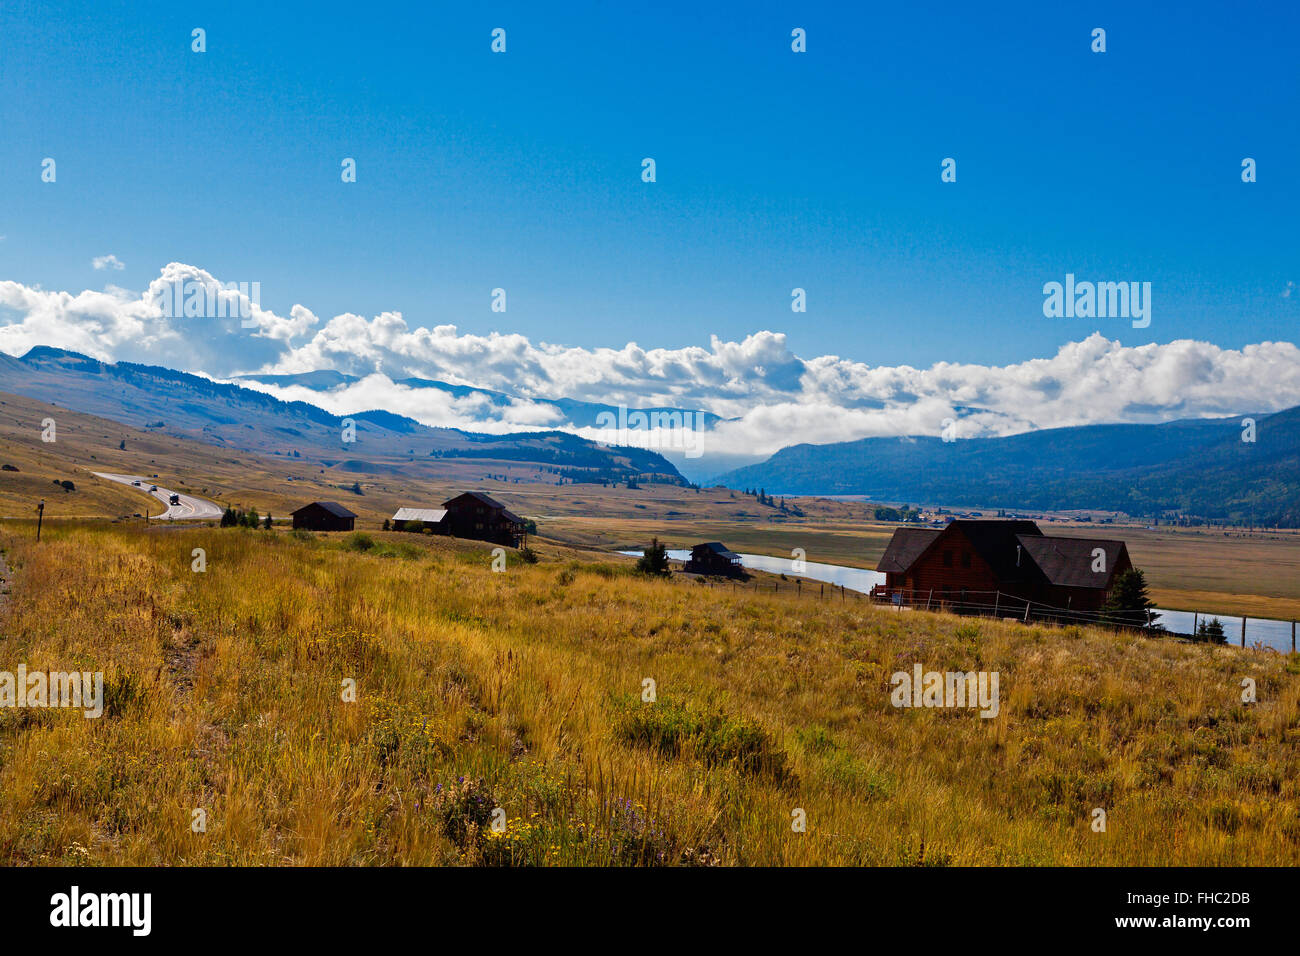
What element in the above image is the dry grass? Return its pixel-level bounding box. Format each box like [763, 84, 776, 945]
[1, 521, 1297, 866]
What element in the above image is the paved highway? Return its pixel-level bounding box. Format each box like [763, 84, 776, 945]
[93, 472, 224, 520]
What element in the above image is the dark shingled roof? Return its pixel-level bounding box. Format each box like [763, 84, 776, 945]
[946, 520, 1045, 581]
[445, 490, 507, 509]
[876, 528, 941, 573]
[292, 500, 357, 518]
[443, 491, 525, 525]
[694, 541, 741, 561]
[1017, 535, 1126, 589]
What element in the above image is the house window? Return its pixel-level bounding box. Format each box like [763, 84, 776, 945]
[961, 551, 971, 568]
[943, 550, 953, 567]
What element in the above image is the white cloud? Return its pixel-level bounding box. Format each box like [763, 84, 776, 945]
[2, 262, 1299, 463]
[92, 254, 125, 271]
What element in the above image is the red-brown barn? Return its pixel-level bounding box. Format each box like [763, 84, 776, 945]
[875, 519, 1132, 620]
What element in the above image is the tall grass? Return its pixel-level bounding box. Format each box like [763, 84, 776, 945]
[0, 522, 1297, 865]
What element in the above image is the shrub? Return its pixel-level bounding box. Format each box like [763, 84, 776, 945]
[614, 696, 789, 781]
[343, 532, 375, 552]
[518, 546, 539, 564]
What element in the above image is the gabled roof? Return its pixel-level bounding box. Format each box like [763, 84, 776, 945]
[393, 507, 448, 523]
[693, 541, 740, 560]
[292, 500, 357, 518]
[1017, 535, 1127, 589]
[876, 528, 941, 573]
[944, 520, 1044, 581]
[443, 490, 506, 510]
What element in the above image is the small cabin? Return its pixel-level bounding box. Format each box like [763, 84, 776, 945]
[291, 501, 357, 532]
[391, 507, 448, 533]
[684, 541, 744, 578]
[442, 491, 526, 546]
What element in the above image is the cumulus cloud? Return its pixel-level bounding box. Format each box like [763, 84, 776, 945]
[1, 262, 1298, 461]
[91, 254, 125, 271]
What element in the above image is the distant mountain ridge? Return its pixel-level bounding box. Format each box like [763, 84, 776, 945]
[235, 369, 726, 430]
[714, 410, 1300, 526]
[0, 347, 686, 483]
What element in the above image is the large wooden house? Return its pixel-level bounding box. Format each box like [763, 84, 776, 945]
[684, 541, 745, 578]
[441, 492, 526, 547]
[875, 519, 1132, 619]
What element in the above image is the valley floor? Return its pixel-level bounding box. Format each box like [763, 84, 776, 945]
[1, 522, 1297, 865]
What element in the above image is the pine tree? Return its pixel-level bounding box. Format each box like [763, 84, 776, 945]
[636, 537, 670, 575]
[1101, 569, 1160, 629]
[1196, 618, 1227, 644]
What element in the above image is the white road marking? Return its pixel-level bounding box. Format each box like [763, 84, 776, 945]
[92, 472, 224, 520]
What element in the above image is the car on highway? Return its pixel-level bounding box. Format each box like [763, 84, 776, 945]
[169, 494, 180, 505]
[150, 485, 158, 492]
[132, 480, 141, 486]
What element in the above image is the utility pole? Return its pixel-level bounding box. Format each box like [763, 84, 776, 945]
[36, 499, 45, 542]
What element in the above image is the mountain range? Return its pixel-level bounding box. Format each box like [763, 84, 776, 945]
[716, 408, 1300, 526]
[0, 347, 685, 484]
[234, 370, 725, 431]
[5, 345, 1297, 525]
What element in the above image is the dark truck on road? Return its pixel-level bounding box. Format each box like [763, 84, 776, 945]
[169, 493, 180, 506]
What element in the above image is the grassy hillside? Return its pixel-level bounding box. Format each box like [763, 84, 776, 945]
[1, 522, 1297, 865]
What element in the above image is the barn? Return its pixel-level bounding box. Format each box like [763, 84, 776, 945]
[441, 491, 526, 546]
[875, 519, 1132, 619]
[291, 501, 357, 532]
[684, 541, 745, 578]
[391, 507, 448, 532]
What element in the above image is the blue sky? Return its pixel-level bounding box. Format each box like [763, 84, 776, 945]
[2, 0, 1296, 373]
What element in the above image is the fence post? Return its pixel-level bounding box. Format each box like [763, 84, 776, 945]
[1241, 616, 1246, 648]
[1292, 620, 1296, 653]
[993, 591, 1000, 617]
[840, 584, 845, 602]
[926, 589, 933, 611]
[1023, 599, 1030, 623]
[1193, 611, 1198, 636]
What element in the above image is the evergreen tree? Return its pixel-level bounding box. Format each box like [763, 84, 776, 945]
[1196, 618, 1227, 644]
[1101, 569, 1160, 629]
[636, 537, 670, 575]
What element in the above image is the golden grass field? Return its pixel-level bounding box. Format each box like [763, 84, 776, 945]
[1, 521, 1297, 865]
